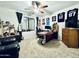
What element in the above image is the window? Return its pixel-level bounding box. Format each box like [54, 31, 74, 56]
[22, 17, 35, 31]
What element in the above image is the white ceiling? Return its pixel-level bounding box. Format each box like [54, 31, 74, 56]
[0, 1, 79, 16]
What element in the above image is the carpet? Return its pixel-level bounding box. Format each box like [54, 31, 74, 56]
[19, 38, 79, 58]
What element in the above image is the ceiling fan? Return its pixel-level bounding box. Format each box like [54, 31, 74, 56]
[32, 1, 48, 14]
[24, 1, 48, 16]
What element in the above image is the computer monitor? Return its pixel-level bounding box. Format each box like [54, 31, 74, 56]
[45, 26, 51, 29]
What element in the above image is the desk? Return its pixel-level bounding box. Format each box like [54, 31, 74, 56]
[38, 32, 48, 35]
[38, 32, 48, 45]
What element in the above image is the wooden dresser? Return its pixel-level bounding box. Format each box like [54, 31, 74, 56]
[62, 28, 79, 48]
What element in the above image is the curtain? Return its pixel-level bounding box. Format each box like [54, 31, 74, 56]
[16, 12, 23, 24]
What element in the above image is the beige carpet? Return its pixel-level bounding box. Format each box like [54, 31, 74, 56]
[19, 38, 79, 58]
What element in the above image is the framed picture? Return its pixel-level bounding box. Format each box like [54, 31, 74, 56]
[52, 16, 56, 21]
[67, 8, 78, 18]
[42, 19, 45, 25]
[46, 18, 50, 26]
[58, 12, 65, 22]
[38, 19, 41, 26]
[66, 8, 78, 28]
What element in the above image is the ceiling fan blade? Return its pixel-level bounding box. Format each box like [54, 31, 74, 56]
[40, 11, 44, 13]
[35, 1, 40, 7]
[32, 1, 40, 7]
[42, 5, 48, 8]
